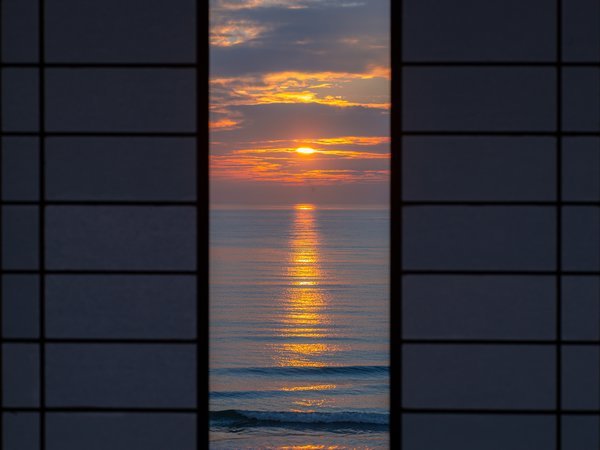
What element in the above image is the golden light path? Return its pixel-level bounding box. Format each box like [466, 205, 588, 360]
[272, 204, 341, 370]
[269, 204, 344, 411]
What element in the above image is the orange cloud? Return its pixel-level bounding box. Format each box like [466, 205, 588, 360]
[210, 20, 270, 47]
[209, 118, 241, 130]
[211, 153, 389, 184]
[214, 0, 364, 10]
[308, 136, 390, 146]
[210, 136, 389, 151]
[210, 135, 389, 185]
[215, 0, 308, 9]
[261, 67, 389, 83]
[211, 66, 390, 110]
[233, 146, 388, 160]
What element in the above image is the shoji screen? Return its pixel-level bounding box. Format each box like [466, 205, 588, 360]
[1, 1, 203, 448]
[395, 1, 599, 449]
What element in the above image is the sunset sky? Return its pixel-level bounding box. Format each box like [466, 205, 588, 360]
[210, 0, 390, 205]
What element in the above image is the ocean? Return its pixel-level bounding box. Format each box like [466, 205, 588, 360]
[209, 204, 389, 449]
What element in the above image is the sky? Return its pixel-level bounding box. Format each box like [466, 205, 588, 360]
[209, 0, 390, 205]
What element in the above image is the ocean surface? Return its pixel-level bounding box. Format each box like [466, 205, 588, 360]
[209, 204, 389, 449]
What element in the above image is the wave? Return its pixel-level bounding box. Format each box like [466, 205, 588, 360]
[210, 409, 389, 430]
[211, 389, 336, 399]
[211, 384, 385, 400]
[211, 365, 388, 377]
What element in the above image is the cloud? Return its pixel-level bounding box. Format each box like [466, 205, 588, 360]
[209, 106, 244, 131]
[209, 0, 390, 203]
[211, 152, 390, 184]
[213, 0, 309, 10]
[213, 0, 366, 10]
[210, 133, 389, 185]
[232, 146, 388, 159]
[211, 67, 390, 110]
[209, 118, 241, 130]
[210, 20, 272, 46]
[211, 103, 389, 142]
[210, 67, 389, 144]
[212, 135, 389, 148]
[309, 136, 389, 146]
[210, 43, 388, 77]
[209, 0, 389, 76]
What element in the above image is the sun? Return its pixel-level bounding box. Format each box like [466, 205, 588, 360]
[296, 147, 317, 155]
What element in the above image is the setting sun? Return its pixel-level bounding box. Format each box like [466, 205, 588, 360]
[296, 147, 317, 155]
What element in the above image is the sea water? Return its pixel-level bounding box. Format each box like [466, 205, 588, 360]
[210, 205, 389, 449]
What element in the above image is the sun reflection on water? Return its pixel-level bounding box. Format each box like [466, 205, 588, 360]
[272, 204, 341, 370]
